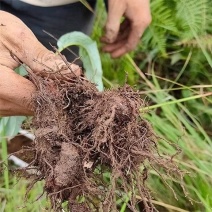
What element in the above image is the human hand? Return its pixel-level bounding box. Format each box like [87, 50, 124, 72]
[101, 0, 151, 58]
[0, 11, 81, 116]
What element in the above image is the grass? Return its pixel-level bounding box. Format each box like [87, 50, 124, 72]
[0, 131, 9, 190]
[1, 0, 212, 211]
[0, 178, 49, 212]
[91, 1, 212, 211]
[143, 81, 212, 211]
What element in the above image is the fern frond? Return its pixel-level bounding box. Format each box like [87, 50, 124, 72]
[143, 26, 167, 56]
[176, 35, 212, 52]
[175, 0, 208, 39]
[142, 0, 177, 56]
[151, 0, 178, 33]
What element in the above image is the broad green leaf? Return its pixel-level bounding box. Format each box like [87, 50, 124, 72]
[0, 66, 27, 139]
[0, 116, 25, 138]
[57, 31, 104, 91]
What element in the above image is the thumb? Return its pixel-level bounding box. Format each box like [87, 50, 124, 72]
[1, 11, 81, 77]
[102, 0, 126, 43]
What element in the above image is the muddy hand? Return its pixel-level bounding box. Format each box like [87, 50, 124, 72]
[0, 11, 81, 116]
[101, 0, 151, 58]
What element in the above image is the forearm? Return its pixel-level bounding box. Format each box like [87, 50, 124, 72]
[0, 65, 35, 116]
[0, 98, 33, 116]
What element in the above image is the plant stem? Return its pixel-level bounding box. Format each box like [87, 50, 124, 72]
[1, 126, 9, 189]
[141, 92, 212, 111]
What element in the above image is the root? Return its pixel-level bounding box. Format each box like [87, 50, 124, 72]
[16, 74, 184, 211]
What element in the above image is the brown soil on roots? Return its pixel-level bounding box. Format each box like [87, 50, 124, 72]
[19, 74, 184, 212]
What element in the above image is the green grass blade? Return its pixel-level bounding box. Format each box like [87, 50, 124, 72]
[0, 128, 9, 189]
[141, 92, 212, 111]
[79, 0, 94, 13]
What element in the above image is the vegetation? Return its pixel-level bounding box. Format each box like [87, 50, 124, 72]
[0, 0, 212, 211]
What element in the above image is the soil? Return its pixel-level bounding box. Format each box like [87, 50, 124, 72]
[15, 71, 184, 212]
[8, 135, 33, 163]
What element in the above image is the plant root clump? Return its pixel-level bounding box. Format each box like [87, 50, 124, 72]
[21, 74, 184, 212]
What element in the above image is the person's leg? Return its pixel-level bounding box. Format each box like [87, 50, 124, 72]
[0, 0, 97, 61]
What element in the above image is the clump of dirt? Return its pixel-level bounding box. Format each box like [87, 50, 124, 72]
[19, 72, 184, 212]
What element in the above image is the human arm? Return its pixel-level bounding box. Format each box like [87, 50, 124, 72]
[101, 0, 151, 58]
[0, 11, 80, 116]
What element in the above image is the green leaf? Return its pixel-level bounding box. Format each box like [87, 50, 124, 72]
[57, 31, 104, 91]
[175, 0, 208, 39]
[0, 116, 26, 138]
[0, 66, 27, 140]
[14, 66, 28, 76]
